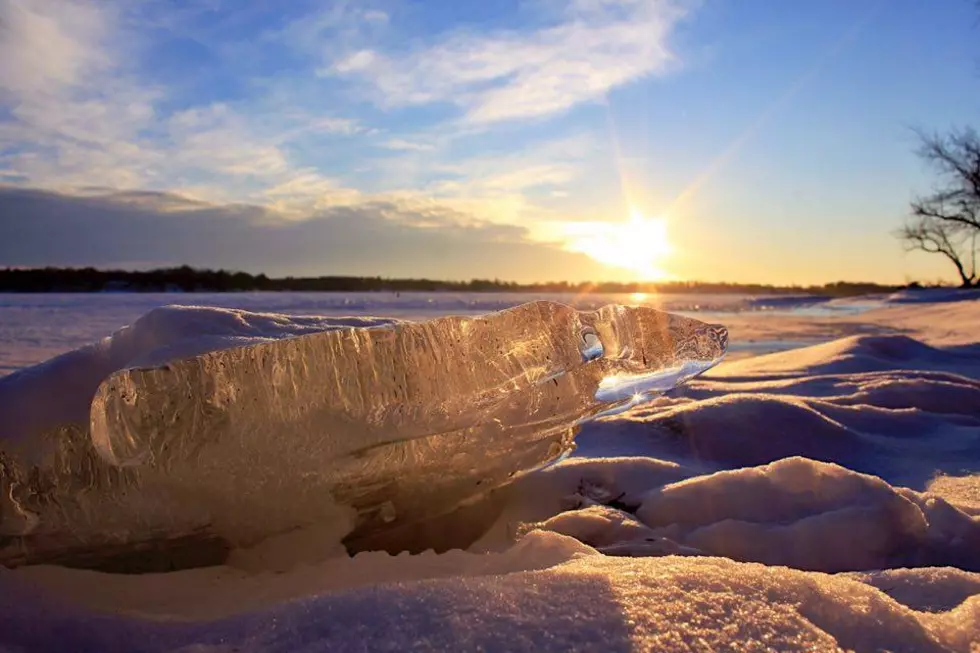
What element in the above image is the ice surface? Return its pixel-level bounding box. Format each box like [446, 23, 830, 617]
[0, 300, 726, 567]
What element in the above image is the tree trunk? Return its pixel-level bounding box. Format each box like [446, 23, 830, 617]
[949, 254, 974, 287]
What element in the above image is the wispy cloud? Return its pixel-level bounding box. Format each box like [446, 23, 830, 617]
[0, 0, 113, 97]
[426, 134, 594, 198]
[0, 0, 675, 200]
[381, 138, 436, 152]
[0, 0, 362, 197]
[0, 0, 160, 187]
[322, 0, 688, 124]
[0, 0, 693, 279]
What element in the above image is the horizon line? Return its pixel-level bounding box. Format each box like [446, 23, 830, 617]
[0, 265, 929, 293]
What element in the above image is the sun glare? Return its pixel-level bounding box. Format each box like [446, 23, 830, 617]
[629, 292, 649, 303]
[561, 208, 672, 280]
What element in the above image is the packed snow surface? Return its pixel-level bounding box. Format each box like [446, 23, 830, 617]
[0, 289, 979, 652]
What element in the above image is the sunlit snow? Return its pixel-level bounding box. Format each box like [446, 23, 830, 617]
[0, 289, 978, 652]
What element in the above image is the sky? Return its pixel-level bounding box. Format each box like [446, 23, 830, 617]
[1, 0, 979, 285]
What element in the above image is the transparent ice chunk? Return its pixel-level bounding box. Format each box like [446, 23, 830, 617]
[2, 301, 726, 567]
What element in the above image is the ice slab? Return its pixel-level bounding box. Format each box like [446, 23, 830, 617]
[1, 300, 726, 568]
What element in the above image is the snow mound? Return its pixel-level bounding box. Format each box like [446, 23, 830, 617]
[1, 542, 978, 652]
[846, 567, 980, 612]
[634, 457, 979, 572]
[711, 333, 980, 378]
[505, 457, 979, 574]
[594, 335, 980, 489]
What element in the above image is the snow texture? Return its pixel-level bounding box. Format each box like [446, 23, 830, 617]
[0, 289, 978, 652]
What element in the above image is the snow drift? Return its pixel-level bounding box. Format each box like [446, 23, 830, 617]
[1, 294, 979, 652]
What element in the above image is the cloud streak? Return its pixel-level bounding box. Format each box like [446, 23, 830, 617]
[323, 0, 687, 124]
[0, 0, 160, 187]
[0, 0, 361, 199]
[0, 0, 681, 202]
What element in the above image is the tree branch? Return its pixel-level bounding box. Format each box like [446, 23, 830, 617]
[902, 128, 980, 287]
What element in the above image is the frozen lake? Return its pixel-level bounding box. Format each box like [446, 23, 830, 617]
[0, 291, 826, 374]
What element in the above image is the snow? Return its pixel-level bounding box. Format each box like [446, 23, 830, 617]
[634, 457, 977, 572]
[0, 288, 979, 651]
[2, 539, 979, 652]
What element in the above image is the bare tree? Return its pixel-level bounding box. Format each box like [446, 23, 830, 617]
[900, 128, 980, 287]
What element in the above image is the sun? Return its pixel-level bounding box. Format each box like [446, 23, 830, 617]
[560, 208, 672, 280]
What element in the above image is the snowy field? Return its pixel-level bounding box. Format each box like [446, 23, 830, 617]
[1, 289, 979, 652]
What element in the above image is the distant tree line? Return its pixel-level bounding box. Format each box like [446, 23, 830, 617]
[0, 265, 905, 296]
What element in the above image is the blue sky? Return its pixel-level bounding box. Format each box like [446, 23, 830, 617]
[1, 0, 978, 284]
